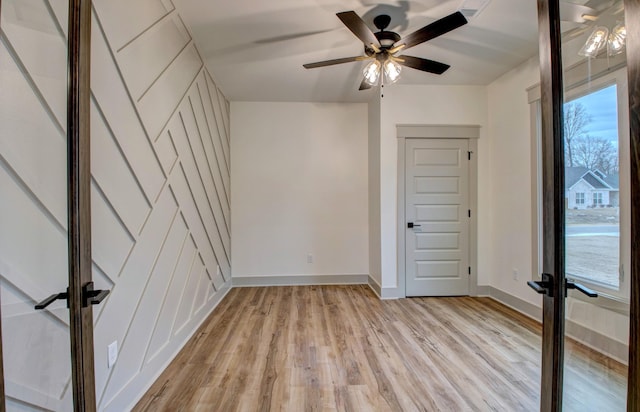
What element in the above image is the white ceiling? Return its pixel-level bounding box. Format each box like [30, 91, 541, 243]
[173, 0, 540, 102]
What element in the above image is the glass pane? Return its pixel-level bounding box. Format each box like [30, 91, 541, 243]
[560, 0, 629, 410]
[0, 0, 73, 410]
[564, 84, 620, 288]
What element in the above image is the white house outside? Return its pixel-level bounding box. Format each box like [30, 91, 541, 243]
[565, 167, 619, 209]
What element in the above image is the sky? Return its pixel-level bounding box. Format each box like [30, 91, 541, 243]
[566, 84, 619, 146]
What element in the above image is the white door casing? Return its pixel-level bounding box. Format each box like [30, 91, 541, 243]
[405, 138, 470, 297]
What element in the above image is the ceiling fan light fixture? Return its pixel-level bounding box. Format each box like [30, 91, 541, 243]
[607, 22, 626, 56]
[363, 60, 382, 85]
[384, 59, 402, 84]
[578, 26, 609, 57]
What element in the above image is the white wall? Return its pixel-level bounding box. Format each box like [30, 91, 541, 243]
[487, 56, 541, 305]
[230, 102, 369, 281]
[368, 95, 382, 287]
[0, 1, 231, 410]
[378, 85, 490, 294]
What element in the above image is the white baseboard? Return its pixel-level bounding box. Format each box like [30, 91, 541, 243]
[232, 274, 369, 287]
[484, 286, 542, 321]
[483, 285, 628, 365]
[367, 276, 382, 298]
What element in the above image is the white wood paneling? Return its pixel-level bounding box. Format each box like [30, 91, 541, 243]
[94, 186, 179, 403]
[144, 233, 196, 364]
[195, 75, 230, 216]
[91, 16, 166, 204]
[0, 40, 67, 227]
[169, 161, 229, 277]
[92, 0, 171, 51]
[0, 165, 67, 303]
[100, 208, 188, 404]
[1, 0, 67, 127]
[137, 43, 202, 140]
[181, 91, 230, 253]
[172, 254, 204, 336]
[205, 74, 231, 174]
[1, 0, 232, 410]
[155, 131, 178, 175]
[117, 14, 190, 101]
[91, 183, 134, 278]
[91, 104, 151, 235]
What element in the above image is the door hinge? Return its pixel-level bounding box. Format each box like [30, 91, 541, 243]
[468, 209, 471, 218]
[468, 266, 471, 275]
[468, 151, 473, 160]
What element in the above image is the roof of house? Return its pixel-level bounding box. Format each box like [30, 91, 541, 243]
[565, 167, 589, 188]
[565, 167, 619, 191]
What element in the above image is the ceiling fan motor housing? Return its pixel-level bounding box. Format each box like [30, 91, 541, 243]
[376, 30, 401, 47]
[373, 15, 401, 48]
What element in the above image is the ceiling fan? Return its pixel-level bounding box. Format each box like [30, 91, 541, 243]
[302, 10, 468, 90]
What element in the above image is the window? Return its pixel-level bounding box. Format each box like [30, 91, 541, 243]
[592, 192, 603, 206]
[529, 68, 630, 300]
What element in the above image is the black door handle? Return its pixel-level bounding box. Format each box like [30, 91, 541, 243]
[35, 290, 69, 310]
[407, 222, 421, 228]
[527, 273, 598, 298]
[527, 281, 548, 294]
[526, 273, 554, 297]
[566, 280, 598, 298]
[35, 282, 110, 310]
[83, 282, 110, 306]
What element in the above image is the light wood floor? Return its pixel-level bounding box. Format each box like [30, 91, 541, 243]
[134, 285, 626, 411]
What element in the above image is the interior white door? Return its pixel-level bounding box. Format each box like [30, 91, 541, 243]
[405, 138, 470, 297]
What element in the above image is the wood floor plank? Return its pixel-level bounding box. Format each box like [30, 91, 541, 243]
[134, 285, 626, 411]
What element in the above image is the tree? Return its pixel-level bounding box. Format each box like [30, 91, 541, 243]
[573, 135, 618, 175]
[563, 102, 591, 167]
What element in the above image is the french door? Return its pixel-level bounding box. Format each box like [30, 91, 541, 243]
[534, 0, 639, 410]
[0, 0, 104, 410]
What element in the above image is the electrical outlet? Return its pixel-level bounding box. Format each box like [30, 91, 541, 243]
[307, 253, 313, 264]
[108, 341, 118, 369]
[512, 268, 519, 280]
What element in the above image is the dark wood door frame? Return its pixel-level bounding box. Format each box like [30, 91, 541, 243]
[537, 0, 639, 411]
[67, 0, 97, 410]
[625, 1, 640, 410]
[0, 1, 96, 410]
[536, 0, 566, 410]
[0, 1, 6, 410]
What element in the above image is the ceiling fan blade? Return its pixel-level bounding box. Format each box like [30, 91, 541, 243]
[359, 78, 373, 91]
[559, 2, 599, 23]
[398, 55, 450, 75]
[303, 56, 365, 69]
[398, 11, 467, 50]
[337, 11, 381, 48]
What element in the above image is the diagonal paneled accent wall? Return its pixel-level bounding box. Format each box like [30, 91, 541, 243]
[0, 0, 230, 410]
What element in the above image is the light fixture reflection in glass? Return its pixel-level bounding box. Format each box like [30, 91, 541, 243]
[363, 60, 382, 86]
[384, 59, 402, 84]
[607, 22, 626, 56]
[578, 26, 609, 57]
